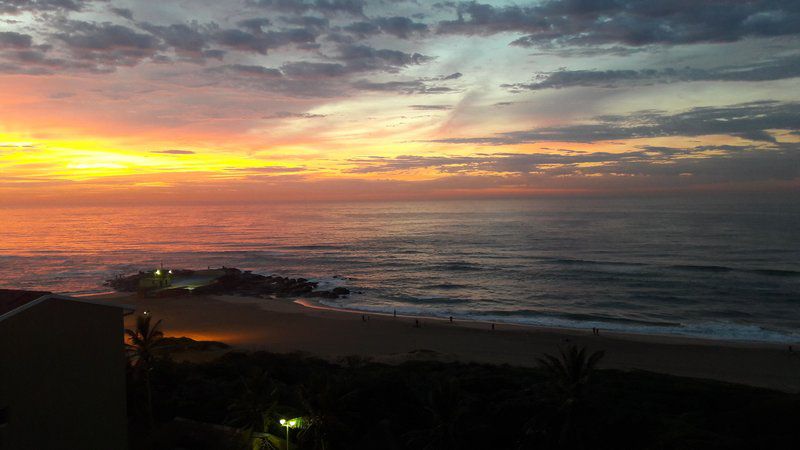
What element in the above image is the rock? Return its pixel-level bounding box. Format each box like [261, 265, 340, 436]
[154, 288, 192, 298]
[307, 290, 339, 299]
[107, 267, 349, 299]
[332, 287, 350, 296]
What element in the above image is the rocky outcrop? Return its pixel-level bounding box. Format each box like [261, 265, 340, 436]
[105, 267, 350, 299]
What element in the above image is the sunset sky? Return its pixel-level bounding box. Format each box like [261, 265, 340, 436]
[1, 0, 799, 205]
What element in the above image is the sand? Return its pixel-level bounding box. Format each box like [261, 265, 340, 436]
[99, 293, 800, 392]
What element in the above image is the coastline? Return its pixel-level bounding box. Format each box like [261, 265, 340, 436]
[95, 292, 800, 392]
[294, 296, 798, 349]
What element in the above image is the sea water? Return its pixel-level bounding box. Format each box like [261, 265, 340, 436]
[1, 195, 798, 343]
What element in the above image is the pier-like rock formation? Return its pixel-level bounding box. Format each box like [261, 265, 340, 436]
[105, 267, 350, 299]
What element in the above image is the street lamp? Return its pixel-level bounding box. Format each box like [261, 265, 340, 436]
[279, 418, 297, 450]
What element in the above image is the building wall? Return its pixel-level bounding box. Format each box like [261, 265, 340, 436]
[0, 299, 127, 450]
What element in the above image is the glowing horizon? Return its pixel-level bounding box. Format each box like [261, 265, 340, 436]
[1, 1, 799, 205]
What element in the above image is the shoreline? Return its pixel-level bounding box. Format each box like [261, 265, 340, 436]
[86, 289, 798, 348]
[295, 296, 797, 348]
[62, 269, 800, 347]
[82, 290, 800, 348]
[97, 292, 800, 392]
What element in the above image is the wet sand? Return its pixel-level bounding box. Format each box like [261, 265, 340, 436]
[101, 293, 800, 392]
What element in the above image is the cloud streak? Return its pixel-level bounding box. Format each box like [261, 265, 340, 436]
[151, 149, 196, 155]
[506, 55, 800, 91]
[438, 1, 800, 48]
[431, 101, 800, 145]
[347, 143, 800, 188]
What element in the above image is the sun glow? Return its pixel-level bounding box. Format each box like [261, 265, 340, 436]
[0, 0, 798, 207]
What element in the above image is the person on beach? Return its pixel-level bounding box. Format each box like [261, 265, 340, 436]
[491, 323, 495, 331]
[449, 316, 453, 323]
[415, 319, 420, 328]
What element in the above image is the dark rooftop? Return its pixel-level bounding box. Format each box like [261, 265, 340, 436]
[0, 289, 52, 316]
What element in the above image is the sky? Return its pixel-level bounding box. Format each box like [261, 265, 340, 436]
[1, 0, 799, 205]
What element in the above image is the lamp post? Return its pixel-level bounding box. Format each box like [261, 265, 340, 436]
[279, 418, 297, 450]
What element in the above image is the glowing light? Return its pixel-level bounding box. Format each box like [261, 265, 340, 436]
[280, 418, 300, 450]
[280, 418, 299, 428]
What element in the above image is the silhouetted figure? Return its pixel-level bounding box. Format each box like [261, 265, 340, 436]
[415, 319, 420, 328]
[491, 323, 495, 331]
[449, 316, 453, 323]
[393, 309, 397, 318]
[361, 314, 366, 322]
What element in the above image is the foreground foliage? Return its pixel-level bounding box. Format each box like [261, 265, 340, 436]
[125, 315, 165, 429]
[128, 350, 800, 450]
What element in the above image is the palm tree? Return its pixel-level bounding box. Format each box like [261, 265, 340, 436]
[227, 369, 280, 448]
[405, 379, 468, 450]
[125, 314, 165, 428]
[537, 345, 604, 405]
[535, 345, 604, 449]
[297, 375, 355, 450]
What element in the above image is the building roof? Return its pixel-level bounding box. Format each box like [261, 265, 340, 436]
[0, 289, 134, 322]
[0, 289, 52, 316]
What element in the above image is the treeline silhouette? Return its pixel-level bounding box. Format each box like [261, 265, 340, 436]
[126, 317, 799, 449]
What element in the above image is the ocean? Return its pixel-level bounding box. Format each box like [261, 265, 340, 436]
[1, 196, 798, 343]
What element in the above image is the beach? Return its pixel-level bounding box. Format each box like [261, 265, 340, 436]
[6, 199, 799, 344]
[101, 293, 800, 392]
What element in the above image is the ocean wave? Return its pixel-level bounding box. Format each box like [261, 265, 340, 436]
[323, 300, 799, 344]
[432, 262, 484, 271]
[749, 268, 800, 277]
[420, 283, 470, 290]
[479, 309, 681, 328]
[390, 295, 471, 305]
[277, 244, 345, 251]
[669, 264, 800, 277]
[669, 264, 733, 273]
[546, 258, 648, 267]
[541, 258, 800, 278]
[301, 276, 350, 291]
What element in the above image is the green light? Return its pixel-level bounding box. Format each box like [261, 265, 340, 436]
[279, 418, 300, 450]
[280, 418, 299, 428]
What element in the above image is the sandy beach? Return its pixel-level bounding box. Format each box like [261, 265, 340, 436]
[100, 293, 800, 392]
